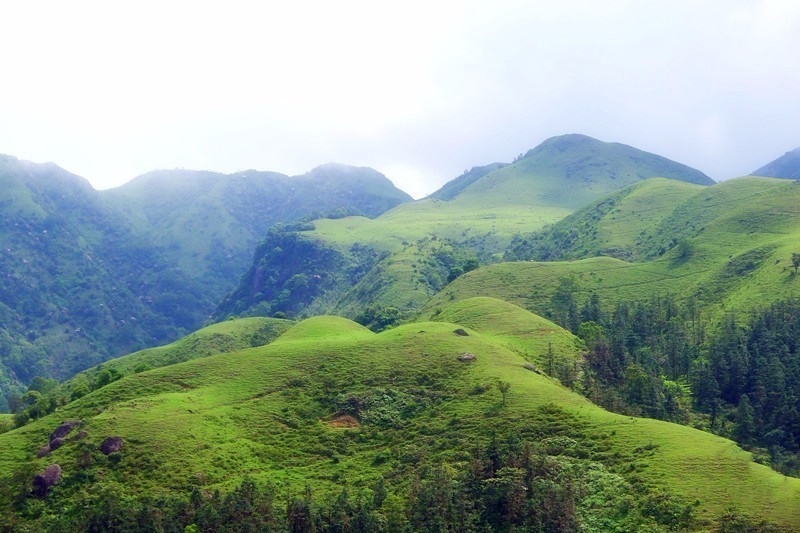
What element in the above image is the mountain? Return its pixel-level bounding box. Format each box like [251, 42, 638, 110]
[103, 163, 412, 302]
[1, 297, 798, 530]
[218, 135, 713, 321]
[0, 155, 411, 407]
[432, 176, 800, 320]
[0, 155, 208, 405]
[752, 146, 800, 179]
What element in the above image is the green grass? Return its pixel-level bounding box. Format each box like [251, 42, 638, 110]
[61, 317, 294, 389]
[430, 177, 800, 322]
[2, 301, 800, 528]
[427, 296, 583, 373]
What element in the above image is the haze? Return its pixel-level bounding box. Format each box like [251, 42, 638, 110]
[1, 0, 798, 198]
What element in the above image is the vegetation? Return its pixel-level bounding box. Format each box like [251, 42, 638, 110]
[2, 303, 800, 529]
[0, 156, 408, 405]
[3, 136, 800, 530]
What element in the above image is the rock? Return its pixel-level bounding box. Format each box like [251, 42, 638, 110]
[522, 363, 541, 374]
[74, 430, 88, 441]
[49, 437, 65, 451]
[32, 464, 61, 497]
[36, 446, 51, 458]
[50, 420, 81, 443]
[453, 328, 469, 336]
[100, 436, 124, 455]
[458, 352, 476, 362]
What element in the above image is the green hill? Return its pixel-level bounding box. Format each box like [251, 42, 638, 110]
[1, 300, 798, 530]
[0, 155, 410, 407]
[219, 135, 713, 321]
[429, 176, 800, 322]
[752, 146, 800, 179]
[507, 177, 706, 262]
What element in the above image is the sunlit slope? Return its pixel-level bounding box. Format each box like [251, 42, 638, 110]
[428, 297, 583, 372]
[508, 177, 705, 261]
[430, 177, 800, 319]
[307, 134, 714, 256]
[61, 317, 293, 390]
[219, 135, 714, 320]
[2, 307, 800, 527]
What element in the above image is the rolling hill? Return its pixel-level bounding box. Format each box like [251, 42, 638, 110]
[217, 134, 714, 321]
[0, 155, 411, 407]
[429, 176, 800, 323]
[1, 297, 797, 530]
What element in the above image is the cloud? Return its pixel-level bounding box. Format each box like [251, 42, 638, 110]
[1, 1, 799, 196]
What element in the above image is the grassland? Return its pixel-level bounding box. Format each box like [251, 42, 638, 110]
[60, 317, 293, 393]
[2, 298, 799, 528]
[429, 177, 800, 322]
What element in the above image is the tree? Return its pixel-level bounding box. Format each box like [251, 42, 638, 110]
[497, 381, 511, 405]
[734, 394, 756, 444]
[792, 253, 800, 275]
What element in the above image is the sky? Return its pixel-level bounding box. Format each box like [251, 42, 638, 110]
[1, 1, 799, 199]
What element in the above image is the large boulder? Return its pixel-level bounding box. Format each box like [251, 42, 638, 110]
[50, 420, 81, 442]
[32, 464, 61, 497]
[100, 436, 124, 455]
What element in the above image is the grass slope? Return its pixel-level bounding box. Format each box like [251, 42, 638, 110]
[429, 177, 800, 322]
[508, 178, 706, 261]
[61, 317, 294, 392]
[2, 303, 799, 528]
[222, 135, 713, 320]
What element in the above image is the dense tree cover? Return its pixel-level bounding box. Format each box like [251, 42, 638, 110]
[557, 287, 800, 477]
[6, 430, 747, 532]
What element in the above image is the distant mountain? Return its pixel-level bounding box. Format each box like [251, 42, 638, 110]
[103, 163, 411, 301]
[443, 134, 714, 209]
[0, 155, 207, 405]
[752, 146, 800, 179]
[218, 134, 714, 321]
[0, 156, 411, 406]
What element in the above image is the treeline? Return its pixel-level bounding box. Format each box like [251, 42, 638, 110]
[7, 434, 738, 532]
[553, 283, 800, 476]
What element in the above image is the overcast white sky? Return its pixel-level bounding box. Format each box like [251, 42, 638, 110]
[1, 1, 799, 198]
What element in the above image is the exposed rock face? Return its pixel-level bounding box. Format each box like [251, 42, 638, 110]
[453, 328, 469, 336]
[458, 352, 476, 362]
[49, 437, 65, 451]
[32, 464, 61, 497]
[50, 420, 81, 442]
[100, 436, 124, 455]
[36, 446, 51, 458]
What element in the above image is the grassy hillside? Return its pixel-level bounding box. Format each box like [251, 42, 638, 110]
[429, 176, 800, 322]
[58, 317, 294, 399]
[507, 178, 705, 261]
[1, 302, 798, 529]
[220, 135, 713, 320]
[0, 155, 410, 406]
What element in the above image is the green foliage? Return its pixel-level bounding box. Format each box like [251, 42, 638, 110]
[354, 306, 400, 332]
